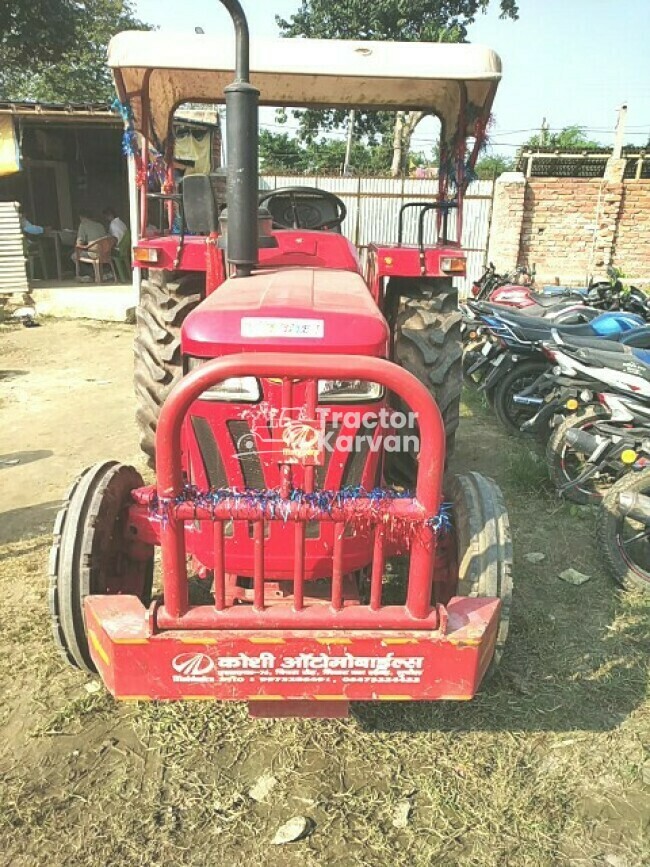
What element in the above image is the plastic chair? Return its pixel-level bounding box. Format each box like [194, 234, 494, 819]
[75, 236, 117, 283]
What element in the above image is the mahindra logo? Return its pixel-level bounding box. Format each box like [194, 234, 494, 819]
[172, 653, 215, 677]
[282, 420, 320, 454]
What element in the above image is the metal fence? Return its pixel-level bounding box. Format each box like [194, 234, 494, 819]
[260, 175, 495, 296]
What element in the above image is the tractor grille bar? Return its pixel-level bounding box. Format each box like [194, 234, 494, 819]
[370, 528, 385, 611]
[154, 352, 445, 629]
[214, 520, 226, 610]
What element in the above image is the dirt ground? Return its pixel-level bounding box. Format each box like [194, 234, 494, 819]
[0, 318, 648, 867]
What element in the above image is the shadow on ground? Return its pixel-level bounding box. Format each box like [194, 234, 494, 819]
[0, 501, 59, 546]
[0, 450, 53, 469]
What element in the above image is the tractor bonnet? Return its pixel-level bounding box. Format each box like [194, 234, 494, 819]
[181, 268, 389, 358]
[108, 33, 501, 155]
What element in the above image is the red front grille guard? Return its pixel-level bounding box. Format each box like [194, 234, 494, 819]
[152, 352, 445, 630]
[85, 351, 503, 708]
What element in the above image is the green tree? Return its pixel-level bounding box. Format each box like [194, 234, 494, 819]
[524, 125, 603, 151]
[475, 152, 514, 178]
[0, 1, 78, 69]
[259, 129, 396, 176]
[0, 1, 149, 103]
[277, 0, 519, 176]
[260, 130, 309, 173]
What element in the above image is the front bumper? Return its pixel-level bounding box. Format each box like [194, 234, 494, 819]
[85, 595, 501, 708]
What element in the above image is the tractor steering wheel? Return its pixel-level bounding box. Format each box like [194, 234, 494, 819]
[258, 186, 347, 231]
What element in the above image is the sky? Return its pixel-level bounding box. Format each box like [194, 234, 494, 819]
[133, 0, 650, 157]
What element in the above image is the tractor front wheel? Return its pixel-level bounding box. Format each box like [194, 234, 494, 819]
[447, 471, 513, 669]
[49, 462, 153, 672]
[134, 269, 203, 463]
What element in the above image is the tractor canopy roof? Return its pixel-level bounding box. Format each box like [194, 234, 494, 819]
[108, 33, 501, 154]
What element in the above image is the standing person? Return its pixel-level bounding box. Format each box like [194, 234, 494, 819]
[103, 207, 127, 244]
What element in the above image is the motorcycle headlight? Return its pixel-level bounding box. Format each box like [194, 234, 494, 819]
[317, 379, 383, 403]
[187, 357, 260, 402]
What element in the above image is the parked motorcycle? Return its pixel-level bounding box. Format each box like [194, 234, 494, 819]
[468, 306, 645, 435]
[461, 300, 607, 391]
[515, 326, 650, 439]
[461, 264, 594, 352]
[469, 263, 535, 302]
[543, 340, 650, 503]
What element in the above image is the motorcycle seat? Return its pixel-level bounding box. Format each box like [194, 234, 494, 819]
[620, 326, 650, 348]
[530, 293, 582, 308]
[472, 302, 585, 327]
[489, 313, 613, 344]
[562, 344, 650, 380]
[555, 333, 628, 353]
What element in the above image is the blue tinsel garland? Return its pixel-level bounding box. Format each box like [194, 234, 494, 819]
[149, 484, 452, 536]
[112, 98, 139, 158]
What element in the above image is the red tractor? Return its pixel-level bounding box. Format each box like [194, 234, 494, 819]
[49, 0, 512, 718]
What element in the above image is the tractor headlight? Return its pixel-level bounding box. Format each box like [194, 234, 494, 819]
[186, 357, 260, 402]
[318, 379, 383, 403]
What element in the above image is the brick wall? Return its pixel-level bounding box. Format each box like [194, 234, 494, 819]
[520, 179, 603, 283]
[488, 169, 650, 287]
[614, 182, 650, 281]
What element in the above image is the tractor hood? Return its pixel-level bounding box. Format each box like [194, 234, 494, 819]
[181, 268, 389, 358]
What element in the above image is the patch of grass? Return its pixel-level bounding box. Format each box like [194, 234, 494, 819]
[459, 383, 491, 418]
[504, 440, 551, 493]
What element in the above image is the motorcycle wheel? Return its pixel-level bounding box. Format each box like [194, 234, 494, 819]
[546, 406, 613, 504]
[492, 360, 549, 437]
[597, 467, 650, 593]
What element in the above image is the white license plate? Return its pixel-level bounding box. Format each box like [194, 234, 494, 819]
[241, 317, 325, 338]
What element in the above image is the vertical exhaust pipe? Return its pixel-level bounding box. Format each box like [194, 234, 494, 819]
[218, 0, 259, 277]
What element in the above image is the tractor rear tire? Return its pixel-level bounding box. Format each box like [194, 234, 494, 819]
[134, 270, 203, 464]
[447, 472, 513, 669]
[49, 462, 153, 672]
[390, 279, 462, 485]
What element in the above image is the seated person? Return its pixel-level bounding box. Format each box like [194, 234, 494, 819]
[103, 206, 128, 244]
[76, 209, 109, 249]
[74, 209, 114, 281]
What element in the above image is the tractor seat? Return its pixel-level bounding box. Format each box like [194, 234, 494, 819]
[262, 189, 344, 233]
